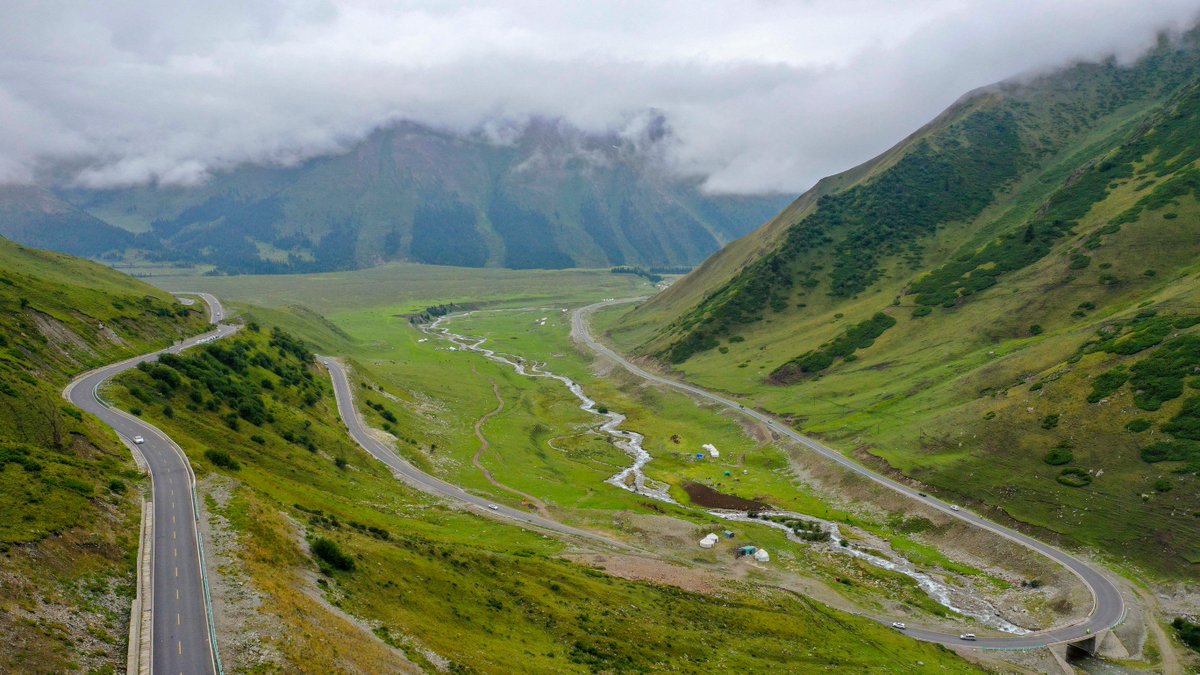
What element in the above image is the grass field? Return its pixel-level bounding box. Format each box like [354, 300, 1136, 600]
[196, 264, 1076, 637]
[105, 318, 983, 672]
[435, 307, 1075, 616]
[148, 263, 654, 315]
[132, 261, 1056, 649]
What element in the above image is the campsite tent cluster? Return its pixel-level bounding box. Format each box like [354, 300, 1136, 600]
[698, 533, 769, 562]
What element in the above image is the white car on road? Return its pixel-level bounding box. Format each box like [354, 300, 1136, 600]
[487, 503, 499, 511]
[133, 435, 145, 444]
[891, 622, 906, 630]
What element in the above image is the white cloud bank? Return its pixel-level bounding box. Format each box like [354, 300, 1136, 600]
[0, 0, 1196, 193]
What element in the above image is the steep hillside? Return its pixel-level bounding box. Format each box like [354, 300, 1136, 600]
[0, 237, 205, 671]
[24, 120, 789, 273]
[0, 186, 134, 257]
[605, 37, 1200, 575]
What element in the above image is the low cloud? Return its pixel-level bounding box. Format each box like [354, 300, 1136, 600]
[0, 0, 1196, 194]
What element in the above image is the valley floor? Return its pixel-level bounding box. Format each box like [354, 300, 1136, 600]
[136, 265, 1196, 672]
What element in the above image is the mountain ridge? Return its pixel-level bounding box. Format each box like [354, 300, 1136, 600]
[603, 35, 1200, 575]
[0, 120, 789, 274]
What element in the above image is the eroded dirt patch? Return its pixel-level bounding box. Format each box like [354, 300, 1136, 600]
[683, 481, 766, 511]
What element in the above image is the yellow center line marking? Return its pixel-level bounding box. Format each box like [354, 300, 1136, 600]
[176, 589, 179, 600]
[178, 641, 182, 655]
[175, 566, 178, 577]
[173, 530, 176, 540]
[172, 515, 176, 524]
[173, 547, 177, 557]
[177, 613, 180, 625]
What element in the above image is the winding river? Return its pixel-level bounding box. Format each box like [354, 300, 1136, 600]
[429, 312, 676, 503]
[427, 310, 1030, 634]
[710, 509, 1030, 634]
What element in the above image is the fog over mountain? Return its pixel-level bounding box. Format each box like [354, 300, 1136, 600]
[2, 1, 1197, 195]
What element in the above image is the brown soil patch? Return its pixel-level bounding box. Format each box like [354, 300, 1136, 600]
[566, 553, 722, 595]
[683, 482, 766, 511]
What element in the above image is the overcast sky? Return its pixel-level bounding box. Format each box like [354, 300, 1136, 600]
[0, 1, 1196, 194]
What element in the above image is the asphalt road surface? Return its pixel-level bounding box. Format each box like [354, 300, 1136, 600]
[320, 356, 632, 551]
[64, 293, 235, 675]
[572, 298, 1125, 650]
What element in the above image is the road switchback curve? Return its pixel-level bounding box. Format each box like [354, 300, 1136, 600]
[572, 298, 1125, 650]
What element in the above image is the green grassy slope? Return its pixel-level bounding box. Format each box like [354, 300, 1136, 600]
[106, 317, 981, 673]
[0, 237, 205, 672]
[606, 39, 1200, 576]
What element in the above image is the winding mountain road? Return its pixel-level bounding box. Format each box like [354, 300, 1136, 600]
[319, 356, 631, 550]
[572, 298, 1125, 650]
[64, 293, 235, 675]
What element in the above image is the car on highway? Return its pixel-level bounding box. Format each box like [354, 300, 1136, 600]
[891, 622, 906, 630]
[487, 503, 499, 511]
[918, 492, 927, 497]
[959, 633, 976, 641]
[950, 505, 960, 511]
[133, 435, 145, 444]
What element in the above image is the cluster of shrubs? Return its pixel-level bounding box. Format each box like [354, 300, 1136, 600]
[766, 515, 831, 542]
[1085, 310, 1195, 358]
[1128, 336, 1200, 411]
[204, 449, 240, 471]
[1140, 440, 1199, 470]
[297, 504, 390, 542]
[1056, 467, 1092, 487]
[0, 443, 44, 473]
[1044, 442, 1074, 466]
[1173, 617, 1200, 654]
[280, 429, 319, 453]
[365, 399, 397, 423]
[1088, 366, 1128, 402]
[886, 514, 936, 534]
[417, 303, 459, 322]
[666, 109, 1022, 362]
[1080, 313, 1200, 410]
[124, 328, 327, 473]
[609, 266, 663, 284]
[311, 536, 355, 572]
[770, 312, 896, 380]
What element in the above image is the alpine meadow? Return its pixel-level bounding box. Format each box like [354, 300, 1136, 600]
[2, 4, 1200, 674]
